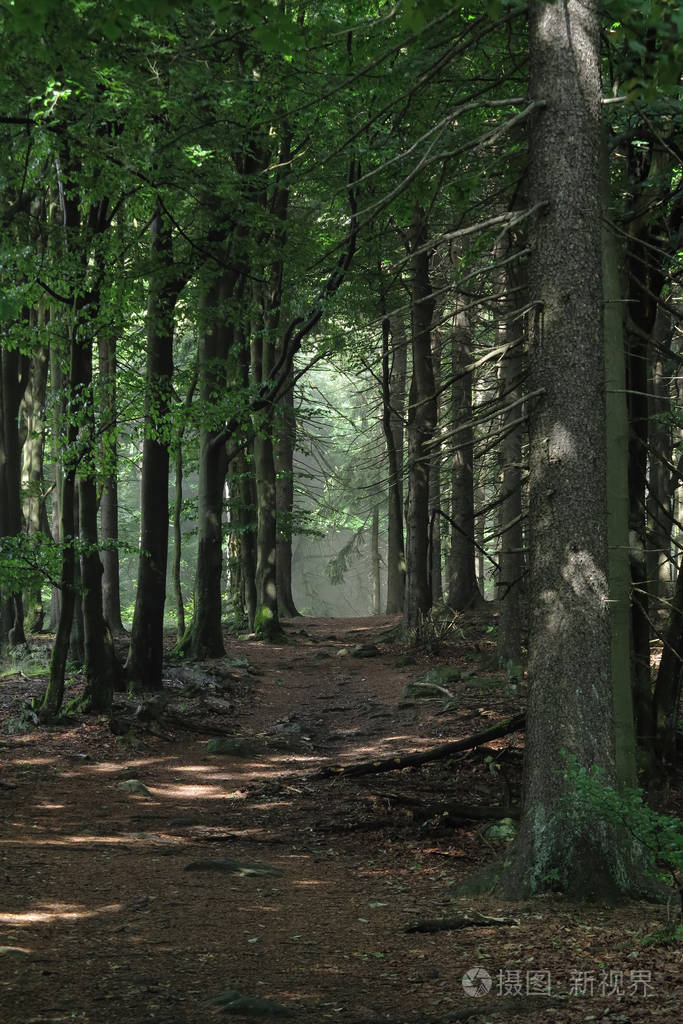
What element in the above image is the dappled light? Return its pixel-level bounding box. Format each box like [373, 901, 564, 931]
[0, 903, 123, 926]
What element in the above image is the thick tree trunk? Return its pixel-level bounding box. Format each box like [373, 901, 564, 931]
[500, 0, 636, 899]
[381, 316, 406, 613]
[447, 306, 480, 611]
[126, 207, 182, 689]
[181, 271, 236, 659]
[404, 207, 436, 631]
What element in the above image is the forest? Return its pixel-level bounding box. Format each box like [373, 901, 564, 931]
[1, 2, 683, 1012]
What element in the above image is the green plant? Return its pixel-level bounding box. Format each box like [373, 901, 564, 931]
[561, 755, 683, 940]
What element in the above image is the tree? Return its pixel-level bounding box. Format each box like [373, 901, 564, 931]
[500, 0, 637, 898]
[404, 206, 436, 629]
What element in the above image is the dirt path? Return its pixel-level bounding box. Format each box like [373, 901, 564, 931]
[1, 616, 680, 1023]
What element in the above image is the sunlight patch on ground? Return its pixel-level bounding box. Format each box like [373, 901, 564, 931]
[33, 802, 65, 810]
[148, 783, 231, 799]
[4, 832, 182, 849]
[0, 902, 122, 926]
[9, 756, 53, 767]
[90, 758, 173, 775]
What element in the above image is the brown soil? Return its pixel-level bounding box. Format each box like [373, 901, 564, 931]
[1, 613, 681, 1024]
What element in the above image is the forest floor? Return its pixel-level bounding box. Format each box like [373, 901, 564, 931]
[0, 611, 681, 1024]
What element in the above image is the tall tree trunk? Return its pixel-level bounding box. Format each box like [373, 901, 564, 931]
[497, 248, 526, 664]
[253, 418, 281, 639]
[646, 312, 674, 604]
[624, 140, 669, 753]
[172, 367, 197, 644]
[180, 270, 235, 659]
[98, 329, 125, 635]
[602, 140, 637, 789]
[69, 486, 85, 668]
[0, 345, 30, 646]
[653, 554, 683, 765]
[404, 206, 436, 631]
[76, 322, 119, 712]
[381, 315, 406, 613]
[428, 329, 443, 604]
[274, 379, 299, 618]
[447, 305, 480, 610]
[20, 339, 50, 634]
[126, 206, 182, 689]
[371, 505, 381, 615]
[39, 330, 80, 720]
[228, 445, 258, 631]
[500, 0, 634, 898]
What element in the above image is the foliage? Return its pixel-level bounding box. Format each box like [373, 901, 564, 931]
[561, 756, 683, 930]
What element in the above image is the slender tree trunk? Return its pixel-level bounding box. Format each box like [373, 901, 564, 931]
[0, 345, 30, 646]
[371, 505, 381, 615]
[602, 140, 638, 789]
[172, 367, 197, 644]
[624, 141, 669, 753]
[274, 379, 299, 618]
[497, 249, 526, 664]
[447, 305, 480, 610]
[126, 206, 182, 689]
[653, 556, 683, 765]
[98, 329, 125, 635]
[404, 206, 436, 631]
[228, 446, 258, 631]
[381, 315, 406, 613]
[253, 419, 281, 639]
[500, 0, 635, 899]
[75, 322, 119, 712]
[69, 486, 85, 668]
[39, 331, 80, 720]
[646, 313, 674, 603]
[429, 329, 443, 604]
[20, 340, 50, 633]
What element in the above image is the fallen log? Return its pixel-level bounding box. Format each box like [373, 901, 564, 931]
[309, 712, 525, 779]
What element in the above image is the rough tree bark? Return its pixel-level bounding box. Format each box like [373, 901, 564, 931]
[404, 206, 436, 631]
[499, 0, 638, 898]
